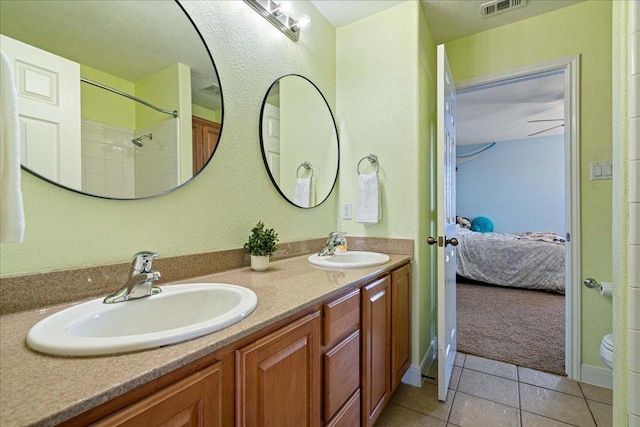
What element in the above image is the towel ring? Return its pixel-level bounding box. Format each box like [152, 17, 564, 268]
[296, 161, 314, 179]
[357, 154, 379, 175]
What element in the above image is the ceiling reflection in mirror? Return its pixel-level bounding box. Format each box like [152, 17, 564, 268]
[260, 75, 339, 208]
[0, 0, 222, 199]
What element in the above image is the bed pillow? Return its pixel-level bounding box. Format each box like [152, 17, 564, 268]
[471, 216, 494, 233]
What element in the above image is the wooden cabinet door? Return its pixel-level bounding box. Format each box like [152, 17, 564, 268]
[192, 116, 220, 174]
[391, 263, 412, 391]
[236, 311, 322, 427]
[93, 362, 222, 427]
[361, 275, 391, 427]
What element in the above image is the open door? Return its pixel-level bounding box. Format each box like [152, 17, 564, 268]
[429, 44, 458, 402]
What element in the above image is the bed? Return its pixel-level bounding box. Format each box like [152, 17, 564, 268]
[455, 226, 565, 293]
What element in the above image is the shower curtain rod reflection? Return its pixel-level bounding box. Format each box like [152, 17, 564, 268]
[80, 77, 178, 118]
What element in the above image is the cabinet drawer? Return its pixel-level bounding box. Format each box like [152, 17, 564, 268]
[323, 288, 360, 346]
[93, 362, 222, 427]
[325, 390, 361, 427]
[323, 330, 360, 421]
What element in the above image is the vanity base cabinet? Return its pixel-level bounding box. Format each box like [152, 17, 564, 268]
[391, 263, 412, 390]
[93, 362, 222, 427]
[361, 276, 392, 427]
[235, 311, 322, 427]
[325, 390, 361, 427]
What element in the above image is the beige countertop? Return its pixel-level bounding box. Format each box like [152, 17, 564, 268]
[0, 253, 411, 426]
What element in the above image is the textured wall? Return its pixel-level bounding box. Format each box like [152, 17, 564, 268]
[337, 1, 436, 368]
[446, 1, 613, 370]
[0, 0, 338, 276]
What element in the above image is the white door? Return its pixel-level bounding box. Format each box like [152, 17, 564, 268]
[431, 44, 458, 402]
[1, 34, 81, 189]
[262, 103, 280, 186]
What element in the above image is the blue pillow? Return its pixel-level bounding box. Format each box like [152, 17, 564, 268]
[471, 216, 494, 233]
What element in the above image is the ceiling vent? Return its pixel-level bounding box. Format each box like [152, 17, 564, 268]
[481, 0, 527, 17]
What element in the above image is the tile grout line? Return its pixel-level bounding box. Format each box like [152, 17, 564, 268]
[578, 382, 600, 426]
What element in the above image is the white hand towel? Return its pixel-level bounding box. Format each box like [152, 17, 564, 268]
[293, 177, 311, 208]
[0, 51, 24, 243]
[356, 172, 381, 224]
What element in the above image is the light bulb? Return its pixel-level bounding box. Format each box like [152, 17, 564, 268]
[277, 1, 293, 15]
[294, 13, 311, 31]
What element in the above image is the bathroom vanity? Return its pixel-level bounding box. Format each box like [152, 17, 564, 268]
[0, 251, 411, 426]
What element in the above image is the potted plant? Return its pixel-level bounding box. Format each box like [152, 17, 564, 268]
[244, 221, 279, 271]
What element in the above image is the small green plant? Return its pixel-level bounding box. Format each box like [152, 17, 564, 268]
[244, 221, 279, 257]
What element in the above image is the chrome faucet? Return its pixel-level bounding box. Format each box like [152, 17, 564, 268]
[318, 232, 346, 257]
[103, 251, 162, 304]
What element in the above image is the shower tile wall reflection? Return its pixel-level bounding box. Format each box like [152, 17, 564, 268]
[81, 118, 179, 198]
[134, 119, 179, 197]
[81, 119, 135, 198]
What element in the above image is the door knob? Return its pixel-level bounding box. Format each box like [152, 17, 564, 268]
[427, 237, 438, 245]
[446, 238, 459, 247]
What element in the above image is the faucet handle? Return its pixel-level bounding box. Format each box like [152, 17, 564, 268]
[131, 251, 160, 273]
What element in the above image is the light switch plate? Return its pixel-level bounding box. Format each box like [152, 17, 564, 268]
[590, 162, 612, 181]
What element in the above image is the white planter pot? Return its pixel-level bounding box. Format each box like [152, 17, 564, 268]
[250, 255, 270, 272]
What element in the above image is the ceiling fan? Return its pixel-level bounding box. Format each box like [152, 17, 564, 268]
[527, 118, 565, 137]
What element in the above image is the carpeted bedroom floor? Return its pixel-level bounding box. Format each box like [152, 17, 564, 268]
[456, 279, 565, 375]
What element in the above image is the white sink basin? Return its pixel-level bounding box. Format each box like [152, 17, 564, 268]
[26, 283, 258, 357]
[307, 251, 390, 269]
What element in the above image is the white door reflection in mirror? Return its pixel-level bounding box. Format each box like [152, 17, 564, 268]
[2, 34, 81, 189]
[260, 75, 339, 208]
[262, 103, 281, 186]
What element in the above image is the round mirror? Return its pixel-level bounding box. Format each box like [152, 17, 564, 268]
[0, 0, 222, 199]
[260, 75, 339, 208]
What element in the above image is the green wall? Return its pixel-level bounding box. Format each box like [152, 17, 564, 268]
[280, 76, 338, 205]
[337, 1, 436, 371]
[445, 1, 613, 370]
[0, 1, 337, 276]
[80, 65, 135, 129]
[612, 2, 629, 424]
[192, 104, 222, 123]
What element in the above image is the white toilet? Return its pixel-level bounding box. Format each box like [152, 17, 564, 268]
[599, 333, 613, 369]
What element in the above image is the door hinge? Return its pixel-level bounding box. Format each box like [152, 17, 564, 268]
[566, 233, 571, 242]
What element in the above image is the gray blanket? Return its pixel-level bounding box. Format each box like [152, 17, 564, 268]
[455, 227, 565, 293]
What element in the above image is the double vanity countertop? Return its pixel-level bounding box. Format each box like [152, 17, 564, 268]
[0, 252, 411, 426]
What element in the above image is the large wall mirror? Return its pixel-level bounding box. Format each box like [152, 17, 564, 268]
[0, 0, 223, 199]
[260, 75, 339, 208]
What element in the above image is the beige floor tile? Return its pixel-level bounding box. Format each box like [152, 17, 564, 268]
[454, 352, 466, 367]
[521, 411, 574, 426]
[518, 367, 582, 397]
[587, 400, 613, 427]
[448, 392, 519, 427]
[390, 382, 455, 421]
[375, 403, 446, 426]
[580, 383, 613, 405]
[450, 365, 462, 390]
[463, 354, 518, 380]
[520, 383, 596, 427]
[457, 369, 519, 408]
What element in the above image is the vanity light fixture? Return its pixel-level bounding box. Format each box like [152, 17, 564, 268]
[243, 0, 311, 42]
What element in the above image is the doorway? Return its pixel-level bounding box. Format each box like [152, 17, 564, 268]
[453, 56, 581, 379]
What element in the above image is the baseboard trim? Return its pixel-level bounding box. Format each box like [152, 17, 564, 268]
[401, 338, 436, 387]
[581, 364, 613, 389]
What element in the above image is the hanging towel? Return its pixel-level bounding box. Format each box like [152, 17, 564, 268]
[356, 172, 381, 224]
[0, 51, 24, 243]
[294, 177, 312, 208]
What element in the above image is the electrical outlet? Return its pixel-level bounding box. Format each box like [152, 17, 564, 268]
[342, 203, 352, 220]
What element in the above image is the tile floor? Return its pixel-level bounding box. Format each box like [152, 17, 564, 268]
[375, 353, 613, 427]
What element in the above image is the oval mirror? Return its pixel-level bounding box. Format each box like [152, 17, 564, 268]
[0, 0, 222, 199]
[260, 75, 339, 208]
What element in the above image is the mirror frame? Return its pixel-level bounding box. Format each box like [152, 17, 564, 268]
[259, 74, 340, 209]
[16, 0, 224, 200]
